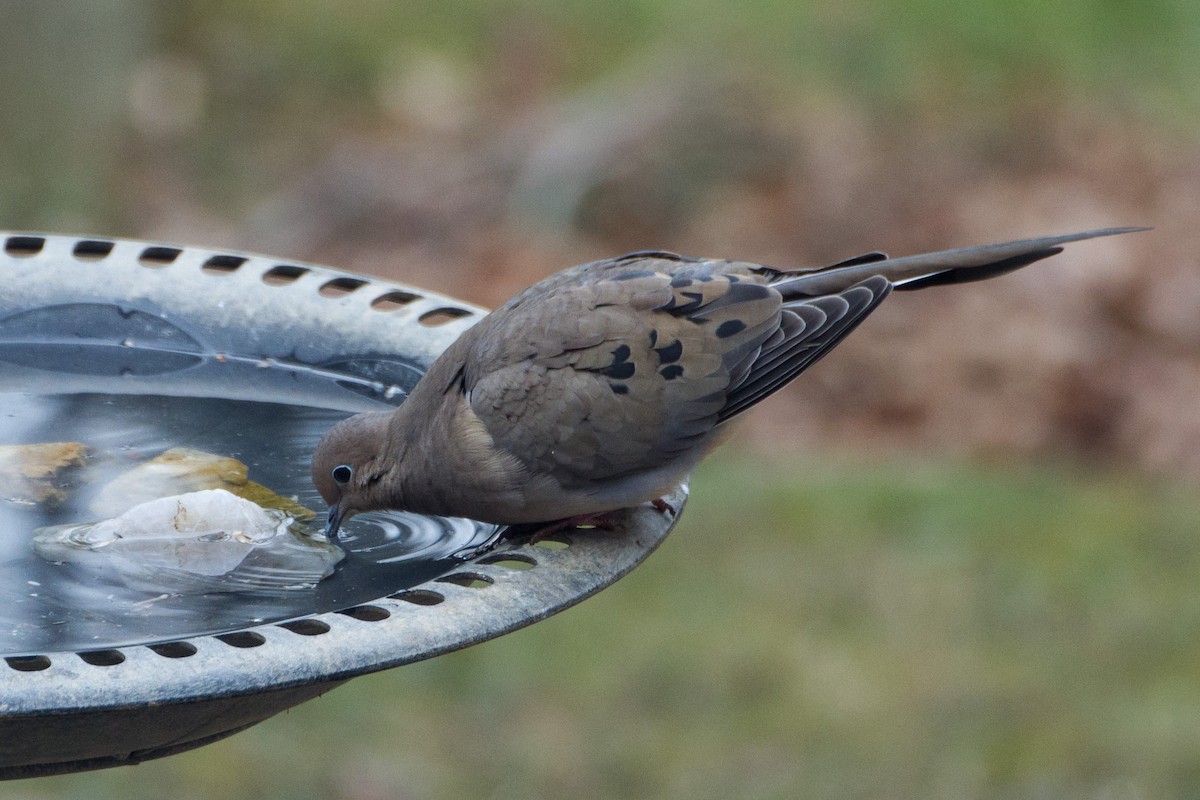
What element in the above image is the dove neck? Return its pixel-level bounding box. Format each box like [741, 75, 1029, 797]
[377, 392, 456, 516]
[380, 383, 532, 523]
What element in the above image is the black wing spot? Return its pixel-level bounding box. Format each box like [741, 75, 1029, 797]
[670, 276, 693, 288]
[604, 362, 635, 379]
[648, 329, 659, 347]
[660, 364, 684, 381]
[715, 320, 747, 339]
[610, 383, 629, 395]
[598, 344, 635, 379]
[730, 282, 773, 300]
[654, 339, 683, 364]
[662, 291, 705, 315]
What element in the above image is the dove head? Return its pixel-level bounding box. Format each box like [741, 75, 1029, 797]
[311, 410, 395, 540]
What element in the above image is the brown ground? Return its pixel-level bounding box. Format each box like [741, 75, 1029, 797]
[126, 64, 1198, 481]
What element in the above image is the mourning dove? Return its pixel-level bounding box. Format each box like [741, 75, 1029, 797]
[313, 227, 1145, 538]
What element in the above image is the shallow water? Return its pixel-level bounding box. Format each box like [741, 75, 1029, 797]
[0, 390, 497, 657]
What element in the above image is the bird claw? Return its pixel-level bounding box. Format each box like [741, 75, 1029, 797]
[650, 497, 677, 517]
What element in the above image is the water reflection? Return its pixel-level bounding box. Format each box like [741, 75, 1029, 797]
[0, 392, 498, 656]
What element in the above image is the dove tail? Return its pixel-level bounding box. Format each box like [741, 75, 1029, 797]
[772, 227, 1149, 298]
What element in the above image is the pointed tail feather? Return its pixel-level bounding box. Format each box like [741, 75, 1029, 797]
[774, 227, 1149, 298]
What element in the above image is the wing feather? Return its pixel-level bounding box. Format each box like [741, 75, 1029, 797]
[718, 277, 891, 421]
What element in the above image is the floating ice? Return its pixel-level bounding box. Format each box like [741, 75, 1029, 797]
[32, 489, 343, 594]
[90, 446, 315, 519]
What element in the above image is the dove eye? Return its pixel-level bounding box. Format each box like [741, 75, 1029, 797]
[332, 465, 353, 485]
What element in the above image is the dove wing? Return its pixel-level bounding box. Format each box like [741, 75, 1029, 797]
[461, 257, 890, 488]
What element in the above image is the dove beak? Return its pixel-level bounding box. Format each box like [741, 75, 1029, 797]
[324, 502, 345, 541]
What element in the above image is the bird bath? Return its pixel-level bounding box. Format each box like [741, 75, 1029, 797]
[0, 233, 684, 778]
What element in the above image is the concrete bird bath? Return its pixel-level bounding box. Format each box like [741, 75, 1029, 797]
[0, 233, 684, 778]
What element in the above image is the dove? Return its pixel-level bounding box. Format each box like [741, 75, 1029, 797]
[313, 227, 1146, 539]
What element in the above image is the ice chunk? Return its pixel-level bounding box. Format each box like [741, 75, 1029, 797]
[33, 489, 342, 594]
[90, 446, 314, 519]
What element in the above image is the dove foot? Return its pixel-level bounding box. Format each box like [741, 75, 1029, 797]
[650, 497, 677, 517]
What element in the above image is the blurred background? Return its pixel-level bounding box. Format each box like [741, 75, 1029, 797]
[4, 1, 1200, 798]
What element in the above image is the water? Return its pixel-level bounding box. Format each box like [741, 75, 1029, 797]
[0, 390, 498, 657]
